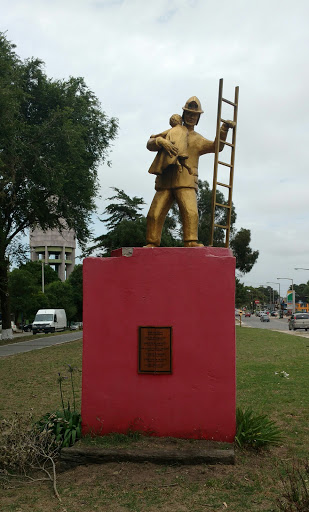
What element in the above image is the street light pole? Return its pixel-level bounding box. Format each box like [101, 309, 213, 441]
[41, 259, 45, 294]
[277, 277, 293, 291]
[267, 282, 281, 306]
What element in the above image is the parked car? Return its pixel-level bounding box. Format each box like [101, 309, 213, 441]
[22, 324, 32, 332]
[245, 312, 251, 317]
[260, 314, 270, 322]
[288, 313, 309, 331]
[271, 311, 277, 317]
[70, 322, 83, 331]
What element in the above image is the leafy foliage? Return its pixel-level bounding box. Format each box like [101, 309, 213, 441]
[103, 187, 146, 230]
[89, 187, 182, 256]
[36, 409, 81, 448]
[235, 278, 249, 308]
[9, 261, 59, 322]
[37, 365, 81, 448]
[196, 179, 236, 247]
[235, 407, 283, 449]
[67, 264, 83, 320]
[44, 280, 77, 322]
[293, 282, 309, 305]
[8, 261, 81, 323]
[0, 32, 118, 330]
[230, 228, 259, 274]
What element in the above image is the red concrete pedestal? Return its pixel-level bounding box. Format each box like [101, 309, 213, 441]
[82, 247, 236, 442]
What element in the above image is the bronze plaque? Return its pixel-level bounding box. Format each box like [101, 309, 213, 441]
[138, 326, 172, 374]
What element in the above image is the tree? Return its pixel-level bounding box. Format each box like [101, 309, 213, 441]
[102, 188, 146, 230]
[293, 282, 309, 304]
[89, 187, 181, 256]
[196, 179, 237, 247]
[230, 228, 259, 274]
[67, 264, 83, 321]
[9, 261, 59, 323]
[0, 33, 118, 338]
[44, 281, 76, 323]
[235, 279, 249, 308]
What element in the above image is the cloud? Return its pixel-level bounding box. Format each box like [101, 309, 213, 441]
[2, 0, 309, 293]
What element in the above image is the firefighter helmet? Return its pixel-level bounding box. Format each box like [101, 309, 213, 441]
[182, 96, 204, 114]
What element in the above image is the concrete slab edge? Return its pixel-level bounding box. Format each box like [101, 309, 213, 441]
[61, 443, 235, 468]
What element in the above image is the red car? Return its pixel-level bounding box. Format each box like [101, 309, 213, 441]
[245, 312, 251, 317]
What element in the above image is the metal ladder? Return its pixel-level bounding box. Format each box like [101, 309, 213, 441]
[209, 78, 239, 248]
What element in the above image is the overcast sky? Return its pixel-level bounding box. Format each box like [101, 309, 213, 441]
[3, 0, 309, 297]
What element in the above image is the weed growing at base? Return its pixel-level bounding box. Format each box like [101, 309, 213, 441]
[36, 364, 81, 448]
[235, 407, 283, 449]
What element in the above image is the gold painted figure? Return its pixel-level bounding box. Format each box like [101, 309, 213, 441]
[145, 96, 234, 247]
[148, 114, 192, 175]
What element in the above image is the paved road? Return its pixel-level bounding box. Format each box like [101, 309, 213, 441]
[0, 331, 83, 357]
[238, 314, 309, 338]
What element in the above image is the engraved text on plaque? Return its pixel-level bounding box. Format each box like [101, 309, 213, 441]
[138, 326, 172, 374]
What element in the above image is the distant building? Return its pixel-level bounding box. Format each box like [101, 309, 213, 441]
[30, 226, 76, 281]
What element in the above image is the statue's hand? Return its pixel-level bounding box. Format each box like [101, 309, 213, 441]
[223, 120, 236, 129]
[157, 137, 178, 158]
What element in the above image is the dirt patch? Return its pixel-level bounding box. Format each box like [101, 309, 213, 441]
[0, 446, 289, 512]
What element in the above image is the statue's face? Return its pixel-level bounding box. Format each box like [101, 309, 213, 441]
[183, 110, 200, 127]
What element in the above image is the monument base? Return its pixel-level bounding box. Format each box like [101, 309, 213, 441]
[82, 247, 236, 442]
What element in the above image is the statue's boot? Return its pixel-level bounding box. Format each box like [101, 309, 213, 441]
[184, 241, 204, 247]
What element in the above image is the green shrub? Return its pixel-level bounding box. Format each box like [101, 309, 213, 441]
[36, 408, 81, 448]
[235, 407, 283, 449]
[37, 364, 81, 448]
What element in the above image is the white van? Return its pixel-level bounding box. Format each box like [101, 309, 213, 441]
[32, 309, 67, 335]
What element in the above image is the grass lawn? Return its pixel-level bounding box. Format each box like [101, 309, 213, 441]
[0, 327, 308, 512]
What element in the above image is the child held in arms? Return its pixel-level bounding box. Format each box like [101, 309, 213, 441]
[148, 114, 192, 175]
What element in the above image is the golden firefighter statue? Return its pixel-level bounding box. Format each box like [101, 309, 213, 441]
[145, 96, 234, 247]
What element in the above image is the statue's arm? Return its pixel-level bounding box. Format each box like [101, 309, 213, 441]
[199, 121, 235, 155]
[147, 136, 165, 152]
[147, 135, 178, 158]
[150, 128, 171, 139]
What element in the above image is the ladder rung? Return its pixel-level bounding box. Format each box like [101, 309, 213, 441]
[218, 160, 233, 168]
[220, 139, 234, 148]
[222, 97, 237, 107]
[214, 223, 228, 229]
[215, 203, 230, 209]
[217, 181, 231, 189]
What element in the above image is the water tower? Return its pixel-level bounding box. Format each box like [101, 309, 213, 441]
[30, 226, 76, 281]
